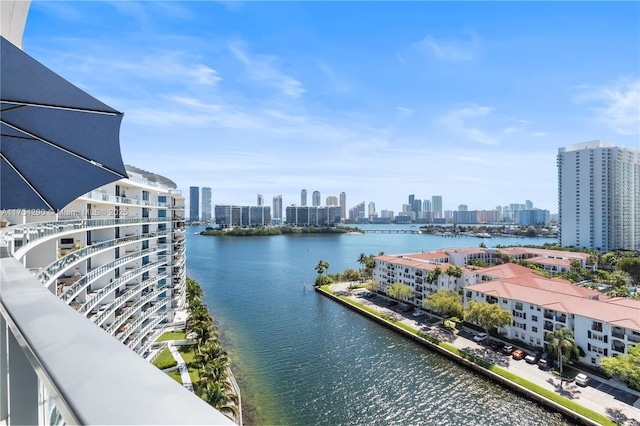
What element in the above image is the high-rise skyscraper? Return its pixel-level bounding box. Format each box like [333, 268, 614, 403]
[339, 192, 346, 221]
[368, 201, 376, 218]
[312, 190, 321, 207]
[525, 200, 533, 210]
[326, 196, 339, 206]
[189, 186, 200, 221]
[272, 195, 283, 221]
[423, 199, 431, 212]
[558, 140, 639, 252]
[257, 194, 264, 206]
[431, 195, 443, 219]
[408, 194, 415, 211]
[301, 189, 307, 206]
[201, 187, 212, 221]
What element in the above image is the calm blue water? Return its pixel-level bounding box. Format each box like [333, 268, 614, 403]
[186, 225, 569, 425]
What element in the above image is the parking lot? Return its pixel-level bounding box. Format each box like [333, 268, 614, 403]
[331, 283, 640, 425]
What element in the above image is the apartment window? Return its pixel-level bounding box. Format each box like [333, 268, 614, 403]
[532, 326, 538, 333]
[591, 321, 603, 332]
[532, 315, 538, 322]
[515, 302, 523, 310]
[591, 357, 596, 365]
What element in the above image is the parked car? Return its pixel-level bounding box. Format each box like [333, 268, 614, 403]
[401, 304, 414, 313]
[537, 359, 550, 370]
[473, 332, 488, 343]
[575, 373, 590, 387]
[387, 300, 399, 307]
[502, 345, 515, 355]
[525, 352, 542, 364]
[490, 340, 505, 351]
[412, 310, 425, 317]
[511, 349, 526, 360]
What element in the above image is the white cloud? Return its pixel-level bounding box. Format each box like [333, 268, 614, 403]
[573, 77, 640, 135]
[229, 42, 305, 98]
[416, 33, 479, 62]
[395, 106, 414, 118]
[439, 105, 499, 145]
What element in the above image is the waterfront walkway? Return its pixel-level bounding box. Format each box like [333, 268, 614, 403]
[329, 282, 640, 426]
[168, 342, 194, 392]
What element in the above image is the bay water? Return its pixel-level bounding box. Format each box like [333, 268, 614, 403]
[186, 225, 571, 425]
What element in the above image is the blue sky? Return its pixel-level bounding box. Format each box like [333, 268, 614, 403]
[23, 1, 639, 214]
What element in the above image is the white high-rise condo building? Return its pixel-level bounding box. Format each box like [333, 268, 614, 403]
[558, 140, 640, 252]
[272, 195, 283, 221]
[326, 196, 339, 206]
[431, 196, 443, 219]
[301, 189, 307, 206]
[339, 192, 346, 221]
[257, 193, 264, 206]
[312, 191, 321, 207]
[201, 187, 212, 221]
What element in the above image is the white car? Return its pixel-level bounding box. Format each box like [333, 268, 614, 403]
[575, 373, 590, 387]
[412, 310, 425, 317]
[473, 332, 488, 342]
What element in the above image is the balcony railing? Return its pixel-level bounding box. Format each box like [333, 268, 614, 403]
[128, 314, 166, 350]
[105, 283, 168, 332]
[3, 218, 171, 257]
[82, 190, 168, 208]
[79, 259, 167, 315]
[96, 282, 167, 328]
[59, 246, 166, 302]
[1, 244, 232, 425]
[118, 300, 169, 344]
[38, 232, 168, 286]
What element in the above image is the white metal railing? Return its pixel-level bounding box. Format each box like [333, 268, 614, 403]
[79, 260, 167, 315]
[119, 300, 168, 344]
[82, 190, 168, 208]
[59, 246, 165, 302]
[137, 328, 167, 356]
[125, 175, 170, 191]
[96, 279, 168, 327]
[128, 314, 166, 350]
[104, 283, 168, 331]
[3, 218, 171, 254]
[1, 244, 233, 425]
[38, 232, 168, 286]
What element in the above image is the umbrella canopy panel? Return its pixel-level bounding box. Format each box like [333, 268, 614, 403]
[1, 36, 128, 212]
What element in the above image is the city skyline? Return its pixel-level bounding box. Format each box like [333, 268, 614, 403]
[23, 2, 639, 213]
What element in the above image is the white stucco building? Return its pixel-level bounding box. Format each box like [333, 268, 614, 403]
[1, 167, 187, 356]
[558, 140, 640, 252]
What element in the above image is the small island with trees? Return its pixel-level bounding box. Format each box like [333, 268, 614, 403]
[200, 225, 364, 237]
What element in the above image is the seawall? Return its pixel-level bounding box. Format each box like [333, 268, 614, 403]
[316, 286, 601, 426]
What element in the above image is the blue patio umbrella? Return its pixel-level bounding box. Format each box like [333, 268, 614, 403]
[0, 36, 127, 212]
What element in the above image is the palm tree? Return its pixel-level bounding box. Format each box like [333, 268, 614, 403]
[197, 358, 229, 390]
[315, 260, 330, 276]
[198, 380, 239, 420]
[426, 266, 442, 288]
[196, 342, 228, 368]
[445, 265, 463, 290]
[545, 327, 578, 374]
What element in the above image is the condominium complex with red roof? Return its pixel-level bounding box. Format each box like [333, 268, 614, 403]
[373, 247, 639, 367]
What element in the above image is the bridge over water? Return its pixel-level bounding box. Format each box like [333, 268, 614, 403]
[364, 229, 422, 234]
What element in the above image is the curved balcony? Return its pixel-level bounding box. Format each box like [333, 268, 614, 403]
[82, 190, 168, 208]
[128, 314, 167, 350]
[3, 218, 171, 258]
[137, 328, 166, 356]
[96, 280, 168, 328]
[38, 231, 168, 286]
[1, 243, 233, 425]
[79, 259, 167, 315]
[117, 300, 168, 344]
[104, 283, 168, 331]
[59, 245, 166, 302]
[125, 174, 170, 191]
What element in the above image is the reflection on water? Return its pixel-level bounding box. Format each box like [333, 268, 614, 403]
[186, 227, 570, 425]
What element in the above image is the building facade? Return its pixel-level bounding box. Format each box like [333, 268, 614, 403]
[201, 187, 212, 221]
[312, 191, 321, 207]
[2, 167, 187, 356]
[189, 186, 199, 221]
[558, 140, 640, 252]
[339, 192, 346, 221]
[214, 205, 272, 227]
[301, 189, 307, 206]
[272, 195, 283, 223]
[285, 206, 341, 227]
[431, 196, 443, 219]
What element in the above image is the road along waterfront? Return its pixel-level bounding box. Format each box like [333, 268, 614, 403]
[187, 225, 578, 425]
[321, 282, 640, 426]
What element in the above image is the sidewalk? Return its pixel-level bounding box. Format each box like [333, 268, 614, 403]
[330, 283, 640, 426]
[168, 342, 194, 392]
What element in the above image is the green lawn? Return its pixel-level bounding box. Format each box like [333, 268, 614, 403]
[162, 345, 201, 386]
[152, 347, 174, 368]
[156, 330, 187, 342]
[319, 285, 614, 426]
